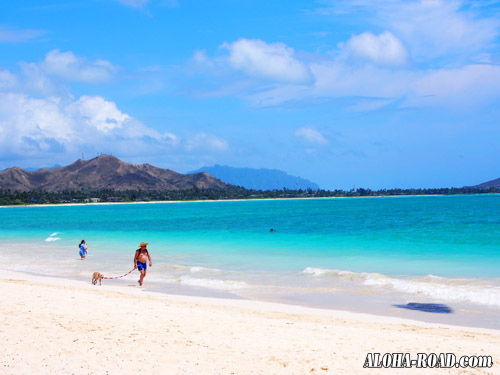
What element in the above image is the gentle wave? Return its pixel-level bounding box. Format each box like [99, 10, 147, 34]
[301, 267, 500, 307]
[300, 267, 365, 280]
[189, 266, 221, 274]
[166, 264, 222, 274]
[45, 232, 61, 242]
[178, 275, 248, 291]
[364, 274, 500, 308]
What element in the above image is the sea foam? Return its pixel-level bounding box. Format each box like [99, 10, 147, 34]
[178, 275, 248, 291]
[302, 267, 500, 307]
[300, 267, 364, 280]
[363, 274, 500, 308]
[45, 232, 61, 242]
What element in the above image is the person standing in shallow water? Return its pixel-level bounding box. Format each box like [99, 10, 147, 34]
[79, 240, 88, 260]
[134, 242, 152, 286]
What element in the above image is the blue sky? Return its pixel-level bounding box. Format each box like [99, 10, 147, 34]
[1, 0, 499, 190]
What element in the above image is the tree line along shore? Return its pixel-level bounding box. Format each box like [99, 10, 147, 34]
[1, 186, 499, 206]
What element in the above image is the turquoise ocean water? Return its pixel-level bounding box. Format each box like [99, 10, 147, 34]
[1, 195, 499, 328]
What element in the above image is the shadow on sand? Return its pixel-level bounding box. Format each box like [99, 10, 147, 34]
[393, 303, 453, 314]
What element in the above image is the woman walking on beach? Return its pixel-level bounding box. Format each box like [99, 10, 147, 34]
[79, 240, 88, 260]
[134, 242, 152, 286]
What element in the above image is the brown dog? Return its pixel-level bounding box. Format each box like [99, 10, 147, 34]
[92, 272, 103, 286]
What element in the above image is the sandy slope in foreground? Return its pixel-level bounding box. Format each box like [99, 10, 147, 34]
[0, 272, 498, 375]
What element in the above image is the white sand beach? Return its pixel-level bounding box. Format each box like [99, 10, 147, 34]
[1, 271, 498, 375]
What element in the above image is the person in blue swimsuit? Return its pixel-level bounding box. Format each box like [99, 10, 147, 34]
[134, 242, 152, 286]
[79, 240, 88, 260]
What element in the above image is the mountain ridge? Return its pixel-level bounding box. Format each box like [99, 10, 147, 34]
[476, 177, 500, 188]
[0, 155, 230, 192]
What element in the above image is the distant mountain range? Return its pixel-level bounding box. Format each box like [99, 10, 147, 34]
[0, 155, 230, 192]
[2, 155, 496, 192]
[188, 165, 320, 190]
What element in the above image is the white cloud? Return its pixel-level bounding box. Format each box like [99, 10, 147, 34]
[185, 132, 229, 152]
[41, 49, 117, 84]
[0, 51, 238, 169]
[321, 0, 500, 62]
[16, 61, 63, 96]
[0, 26, 46, 43]
[312, 61, 414, 96]
[0, 92, 179, 160]
[384, 0, 499, 61]
[3, 49, 118, 97]
[192, 50, 213, 67]
[406, 64, 500, 108]
[245, 60, 414, 107]
[200, 1, 500, 112]
[67, 96, 131, 134]
[188, 36, 414, 107]
[222, 39, 312, 83]
[0, 93, 75, 155]
[196, 31, 500, 113]
[340, 31, 410, 67]
[0, 70, 19, 90]
[295, 126, 329, 145]
[188, 50, 219, 76]
[68, 95, 179, 143]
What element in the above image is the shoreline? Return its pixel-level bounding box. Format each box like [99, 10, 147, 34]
[2, 269, 499, 374]
[5, 268, 500, 332]
[3, 269, 499, 333]
[3, 192, 499, 209]
[1, 195, 366, 209]
[2, 238, 499, 332]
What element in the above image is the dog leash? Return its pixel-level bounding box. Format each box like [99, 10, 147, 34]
[102, 268, 135, 280]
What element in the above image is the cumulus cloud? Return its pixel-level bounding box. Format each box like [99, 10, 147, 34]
[0, 50, 235, 169]
[188, 36, 413, 107]
[0, 93, 76, 156]
[295, 126, 329, 145]
[0, 93, 178, 160]
[192, 0, 500, 112]
[340, 31, 410, 67]
[67, 96, 131, 134]
[321, 0, 500, 62]
[221, 39, 312, 83]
